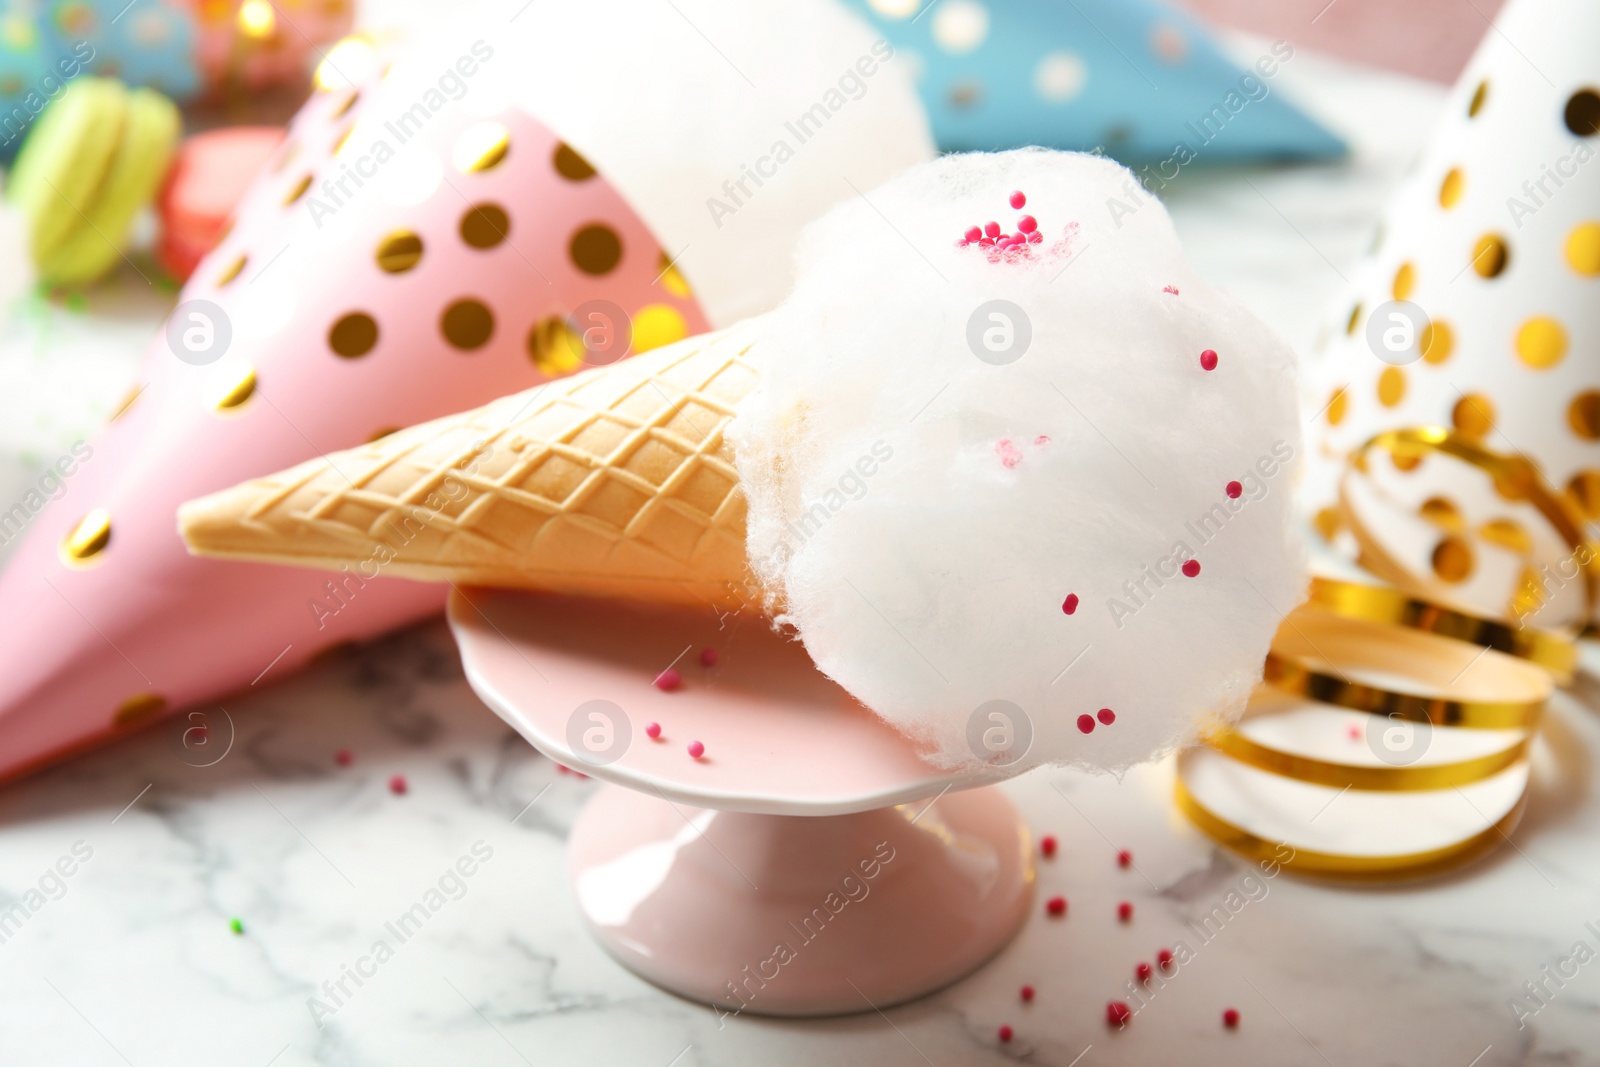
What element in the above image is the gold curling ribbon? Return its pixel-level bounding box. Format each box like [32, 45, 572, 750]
[1263, 609, 1551, 731]
[1176, 426, 1589, 882]
[1305, 576, 1576, 684]
[1339, 427, 1599, 626]
[1203, 720, 1530, 792]
[1174, 762, 1530, 885]
[1203, 607, 1545, 791]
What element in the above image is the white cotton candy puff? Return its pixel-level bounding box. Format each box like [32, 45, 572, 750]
[456, 0, 934, 326]
[729, 148, 1307, 774]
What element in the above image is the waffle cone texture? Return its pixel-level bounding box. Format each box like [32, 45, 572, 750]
[178, 325, 762, 605]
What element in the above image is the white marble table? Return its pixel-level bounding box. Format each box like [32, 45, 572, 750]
[5, 31, 1600, 1067]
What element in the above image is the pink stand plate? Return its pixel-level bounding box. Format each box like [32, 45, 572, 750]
[448, 588, 1035, 1016]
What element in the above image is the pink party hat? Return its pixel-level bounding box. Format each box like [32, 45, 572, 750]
[0, 1, 933, 783]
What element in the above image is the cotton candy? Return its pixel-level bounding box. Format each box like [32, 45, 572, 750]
[730, 148, 1306, 773]
[392, 0, 936, 327]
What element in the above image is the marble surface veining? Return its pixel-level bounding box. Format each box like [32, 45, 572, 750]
[1, 622, 1597, 1067]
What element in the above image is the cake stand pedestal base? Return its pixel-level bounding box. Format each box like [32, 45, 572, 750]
[567, 783, 1034, 1017]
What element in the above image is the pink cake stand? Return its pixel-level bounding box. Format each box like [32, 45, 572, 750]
[447, 588, 1035, 1017]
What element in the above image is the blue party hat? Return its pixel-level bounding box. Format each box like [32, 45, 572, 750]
[0, 0, 198, 160]
[844, 0, 1345, 162]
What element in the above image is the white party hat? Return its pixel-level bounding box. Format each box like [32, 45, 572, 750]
[1303, 0, 1600, 627]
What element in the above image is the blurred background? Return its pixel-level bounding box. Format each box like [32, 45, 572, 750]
[1180, 0, 1506, 82]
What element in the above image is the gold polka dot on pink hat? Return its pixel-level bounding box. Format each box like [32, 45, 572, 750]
[0, 2, 935, 784]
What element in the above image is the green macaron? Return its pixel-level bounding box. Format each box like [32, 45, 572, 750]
[7, 78, 128, 264]
[5, 77, 181, 286]
[43, 87, 181, 285]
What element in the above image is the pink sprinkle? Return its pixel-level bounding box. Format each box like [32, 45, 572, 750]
[984, 221, 1001, 238]
[645, 722, 662, 740]
[1017, 215, 1037, 234]
[1118, 849, 1132, 868]
[1046, 895, 1067, 917]
[1199, 348, 1219, 371]
[334, 748, 352, 766]
[1077, 714, 1095, 734]
[687, 740, 705, 759]
[996, 438, 1023, 469]
[1020, 984, 1036, 1002]
[1135, 962, 1153, 982]
[1347, 724, 1362, 741]
[1062, 593, 1079, 615]
[1009, 190, 1026, 209]
[1107, 1001, 1132, 1028]
[388, 774, 407, 795]
[1041, 835, 1058, 858]
[1162, 285, 1179, 295]
[1182, 559, 1201, 578]
[699, 647, 719, 667]
[1223, 1008, 1240, 1028]
[1118, 901, 1134, 922]
[1226, 480, 1243, 499]
[979, 237, 994, 247]
[1157, 948, 1174, 970]
[1034, 435, 1050, 445]
[964, 225, 982, 242]
[998, 1024, 1014, 1043]
[1097, 707, 1116, 725]
[654, 667, 682, 691]
[1027, 231, 1042, 244]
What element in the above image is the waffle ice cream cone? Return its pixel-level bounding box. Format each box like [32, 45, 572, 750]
[179, 324, 764, 606]
[0, 0, 932, 790]
[178, 147, 1314, 776]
